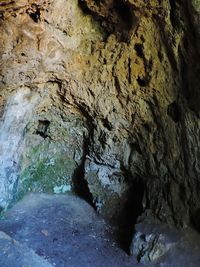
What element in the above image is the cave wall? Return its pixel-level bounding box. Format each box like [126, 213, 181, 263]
[0, 0, 200, 231]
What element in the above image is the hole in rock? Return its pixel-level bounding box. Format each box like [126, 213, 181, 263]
[78, 0, 93, 15]
[113, 0, 138, 42]
[134, 43, 144, 58]
[167, 101, 181, 123]
[114, 0, 134, 31]
[27, 8, 41, 23]
[101, 118, 113, 131]
[137, 77, 147, 87]
[36, 120, 50, 139]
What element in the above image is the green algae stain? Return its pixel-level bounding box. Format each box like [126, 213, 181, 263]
[16, 112, 86, 202]
[17, 142, 77, 200]
[192, 0, 200, 12]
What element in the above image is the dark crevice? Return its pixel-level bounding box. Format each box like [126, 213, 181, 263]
[167, 101, 181, 123]
[72, 119, 95, 208]
[35, 120, 50, 139]
[101, 118, 113, 131]
[0, 206, 3, 215]
[130, 142, 142, 155]
[180, 1, 200, 115]
[158, 50, 164, 62]
[113, 171, 145, 254]
[27, 7, 41, 23]
[114, 76, 121, 97]
[128, 57, 132, 84]
[178, 45, 190, 101]
[134, 43, 152, 87]
[78, 0, 93, 15]
[144, 58, 153, 86]
[169, 0, 180, 29]
[113, 0, 138, 42]
[0, 1, 15, 7]
[0, 97, 6, 119]
[191, 209, 200, 233]
[113, 0, 134, 32]
[137, 77, 147, 87]
[78, 0, 138, 42]
[134, 43, 144, 58]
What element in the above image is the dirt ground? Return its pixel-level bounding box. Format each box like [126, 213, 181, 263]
[0, 193, 135, 267]
[0, 193, 200, 267]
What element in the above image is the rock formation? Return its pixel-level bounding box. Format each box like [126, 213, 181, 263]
[0, 0, 200, 260]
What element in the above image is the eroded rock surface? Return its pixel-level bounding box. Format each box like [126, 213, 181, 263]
[131, 218, 200, 267]
[0, 0, 200, 261]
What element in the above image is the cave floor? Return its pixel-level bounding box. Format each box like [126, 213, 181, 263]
[0, 193, 200, 267]
[0, 193, 134, 267]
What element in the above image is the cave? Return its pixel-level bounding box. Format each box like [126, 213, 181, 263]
[0, 0, 200, 266]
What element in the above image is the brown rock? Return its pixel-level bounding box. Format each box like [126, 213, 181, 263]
[0, 0, 199, 236]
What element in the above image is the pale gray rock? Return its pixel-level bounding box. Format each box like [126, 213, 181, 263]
[0, 231, 53, 267]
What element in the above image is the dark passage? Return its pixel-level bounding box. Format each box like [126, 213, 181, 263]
[114, 177, 145, 254]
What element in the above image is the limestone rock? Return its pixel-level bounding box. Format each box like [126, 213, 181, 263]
[131, 217, 200, 266]
[131, 219, 180, 263]
[0, 0, 200, 241]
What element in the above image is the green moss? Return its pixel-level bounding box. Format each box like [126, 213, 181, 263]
[192, 0, 200, 12]
[16, 112, 85, 202]
[17, 142, 77, 201]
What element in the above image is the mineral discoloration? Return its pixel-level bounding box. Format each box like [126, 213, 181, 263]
[0, 0, 199, 245]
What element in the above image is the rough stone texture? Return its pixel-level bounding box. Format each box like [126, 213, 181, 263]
[0, 193, 133, 267]
[131, 218, 180, 263]
[0, 231, 53, 267]
[131, 217, 200, 266]
[1, 192, 200, 267]
[0, 85, 88, 207]
[0, 0, 200, 253]
[18, 99, 87, 199]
